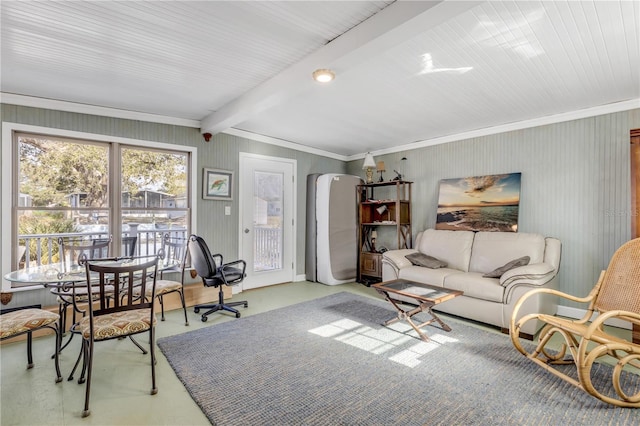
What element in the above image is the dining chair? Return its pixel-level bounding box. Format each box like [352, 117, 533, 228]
[0, 307, 62, 383]
[61, 236, 112, 270]
[52, 236, 112, 352]
[144, 233, 189, 325]
[76, 256, 159, 417]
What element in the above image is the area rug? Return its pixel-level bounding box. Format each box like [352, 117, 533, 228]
[157, 292, 640, 425]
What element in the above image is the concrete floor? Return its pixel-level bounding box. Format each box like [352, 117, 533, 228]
[1, 281, 634, 425]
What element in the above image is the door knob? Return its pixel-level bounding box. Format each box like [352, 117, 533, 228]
[244, 228, 250, 233]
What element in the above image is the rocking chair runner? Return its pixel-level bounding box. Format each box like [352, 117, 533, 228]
[511, 237, 640, 407]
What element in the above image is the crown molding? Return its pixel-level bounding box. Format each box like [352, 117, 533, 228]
[222, 128, 348, 161]
[2, 92, 637, 162]
[0, 92, 201, 128]
[347, 98, 640, 161]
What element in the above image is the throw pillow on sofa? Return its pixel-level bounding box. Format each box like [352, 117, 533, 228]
[405, 253, 448, 269]
[482, 256, 530, 278]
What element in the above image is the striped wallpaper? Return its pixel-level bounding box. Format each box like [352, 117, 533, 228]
[1, 104, 639, 311]
[347, 109, 640, 308]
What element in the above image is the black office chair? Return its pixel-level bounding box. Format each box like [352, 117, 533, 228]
[187, 234, 248, 322]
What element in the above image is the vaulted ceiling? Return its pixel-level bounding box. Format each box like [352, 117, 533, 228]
[2, 1, 639, 157]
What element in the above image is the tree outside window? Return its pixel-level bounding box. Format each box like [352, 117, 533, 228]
[15, 134, 190, 271]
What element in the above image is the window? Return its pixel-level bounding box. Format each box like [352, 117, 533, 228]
[120, 146, 190, 258]
[3, 125, 195, 289]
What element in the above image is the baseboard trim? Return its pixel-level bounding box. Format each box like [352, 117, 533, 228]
[556, 305, 631, 330]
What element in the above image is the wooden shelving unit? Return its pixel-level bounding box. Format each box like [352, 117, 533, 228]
[356, 180, 412, 285]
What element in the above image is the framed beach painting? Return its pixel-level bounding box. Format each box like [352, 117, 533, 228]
[203, 168, 233, 200]
[435, 173, 521, 232]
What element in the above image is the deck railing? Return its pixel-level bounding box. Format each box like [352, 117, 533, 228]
[18, 228, 188, 268]
[253, 226, 282, 271]
[18, 226, 281, 272]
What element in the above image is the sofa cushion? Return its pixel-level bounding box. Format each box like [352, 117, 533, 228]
[482, 256, 530, 278]
[443, 272, 505, 303]
[469, 232, 545, 274]
[405, 253, 447, 269]
[418, 229, 475, 272]
[399, 266, 459, 287]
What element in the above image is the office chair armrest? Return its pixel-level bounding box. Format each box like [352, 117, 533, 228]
[220, 260, 247, 283]
[222, 259, 246, 270]
[212, 253, 224, 265]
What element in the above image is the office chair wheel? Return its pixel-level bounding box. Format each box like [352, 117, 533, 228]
[201, 315, 208, 322]
[194, 307, 200, 313]
[244, 302, 248, 307]
[236, 313, 241, 318]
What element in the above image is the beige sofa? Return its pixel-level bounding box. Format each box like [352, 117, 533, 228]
[381, 229, 561, 337]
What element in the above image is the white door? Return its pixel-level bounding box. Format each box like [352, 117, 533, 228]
[239, 153, 295, 289]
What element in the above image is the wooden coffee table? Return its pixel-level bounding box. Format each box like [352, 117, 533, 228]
[372, 278, 463, 341]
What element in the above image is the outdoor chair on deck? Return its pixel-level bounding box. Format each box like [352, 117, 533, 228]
[187, 234, 248, 322]
[93, 236, 137, 257]
[76, 256, 159, 417]
[511, 237, 640, 407]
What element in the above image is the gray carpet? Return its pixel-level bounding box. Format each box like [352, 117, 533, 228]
[157, 292, 640, 425]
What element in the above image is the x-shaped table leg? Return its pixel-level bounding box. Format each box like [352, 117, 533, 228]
[377, 292, 453, 341]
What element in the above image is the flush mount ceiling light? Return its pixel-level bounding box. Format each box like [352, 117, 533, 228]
[312, 68, 335, 83]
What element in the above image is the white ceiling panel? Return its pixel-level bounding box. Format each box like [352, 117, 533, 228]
[1, 0, 393, 118]
[235, 0, 640, 155]
[1, 1, 638, 156]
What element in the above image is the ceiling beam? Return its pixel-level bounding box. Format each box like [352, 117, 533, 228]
[200, 0, 481, 136]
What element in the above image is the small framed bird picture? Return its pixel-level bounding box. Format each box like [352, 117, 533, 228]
[203, 168, 233, 200]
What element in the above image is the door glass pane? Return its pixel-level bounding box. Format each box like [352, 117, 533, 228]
[253, 171, 283, 272]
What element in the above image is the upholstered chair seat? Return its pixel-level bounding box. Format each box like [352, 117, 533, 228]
[1, 308, 59, 339]
[0, 308, 62, 382]
[78, 309, 156, 340]
[145, 279, 182, 297]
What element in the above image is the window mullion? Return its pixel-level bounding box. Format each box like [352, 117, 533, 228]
[111, 142, 122, 256]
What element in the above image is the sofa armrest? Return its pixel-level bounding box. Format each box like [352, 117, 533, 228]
[500, 263, 556, 287]
[382, 249, 418, 274]
[544, 237, 561, 270]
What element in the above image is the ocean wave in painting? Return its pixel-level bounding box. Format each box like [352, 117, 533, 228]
[436, 205, 519, 232]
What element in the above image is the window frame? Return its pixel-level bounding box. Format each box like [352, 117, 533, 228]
[2, 122, 198, 292]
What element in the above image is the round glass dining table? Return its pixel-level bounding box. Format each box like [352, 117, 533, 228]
[4, 256, 177, 361]
[4, 257, 177, 286]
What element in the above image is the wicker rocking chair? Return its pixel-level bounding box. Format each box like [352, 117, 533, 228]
[511, 237, 640, 408]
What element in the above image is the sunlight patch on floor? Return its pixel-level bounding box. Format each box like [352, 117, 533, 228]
[308, 318, 459, 367]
